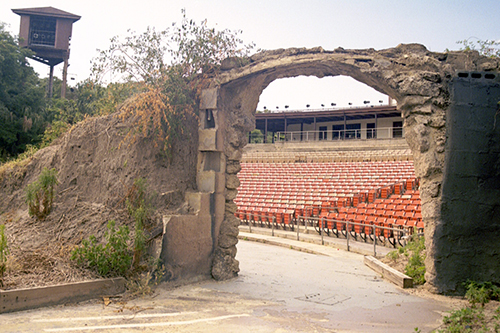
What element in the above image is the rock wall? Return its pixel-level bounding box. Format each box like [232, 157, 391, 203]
[207, 44, 500, 293]
[438, 73, 500, 291]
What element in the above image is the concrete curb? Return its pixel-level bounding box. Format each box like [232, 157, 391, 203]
[364, 256, 413, 288]
[238, 226, 391, 258]
[239, 233, 326, 256]
[0, 277, 126, 314]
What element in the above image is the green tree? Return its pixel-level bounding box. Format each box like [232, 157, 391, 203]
[0, 23, 46, 160]
[74, 80, 141, 117]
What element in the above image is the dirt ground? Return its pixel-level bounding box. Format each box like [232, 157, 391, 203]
[0, 111, 198, 290]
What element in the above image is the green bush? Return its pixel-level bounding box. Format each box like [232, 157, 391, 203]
[70, 220, 132, 277]
[40, 121, 70, 148]
[441, 307, 484, 333]
[386, 250, 399, 261]
[0, 224, 8, 288]
[25, 167, 58, 219]
[438, 282, 500, 332]
[465, 281, 500, 308]
[405, 252, 426, 285]
[403, 234, 426, 285]
[386, 232, 426, 285]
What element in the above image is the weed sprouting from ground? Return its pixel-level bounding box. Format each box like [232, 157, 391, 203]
[385, 231, 426, 285]
[70, 220, 132, 277]
[438, 281, 500, 332]
[0, 224, 8, 288]
[465, 281, 500, 307]
[125, 177, 149, 271]
[25, 168, 58, 220]
[404, 234, 426, 285]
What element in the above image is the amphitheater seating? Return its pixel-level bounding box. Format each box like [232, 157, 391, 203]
[235, 160, 422, 247]
[241, 149, 413, 163]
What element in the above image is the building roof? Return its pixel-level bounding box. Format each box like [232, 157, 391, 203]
[12, 7, 81, 22]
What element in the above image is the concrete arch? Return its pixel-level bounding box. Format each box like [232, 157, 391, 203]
[202, 44, 500, 293]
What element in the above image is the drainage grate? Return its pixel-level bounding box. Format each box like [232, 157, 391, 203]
[295, 293, 351, 306]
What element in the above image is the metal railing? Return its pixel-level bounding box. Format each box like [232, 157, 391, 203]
[275, 127, 404, 143]
[247, 127, 405, 144]
[295, 216, 412, 257]
[238, 211, 417, 257]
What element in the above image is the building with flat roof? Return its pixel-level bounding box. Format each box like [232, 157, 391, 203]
[252, 105, 403, 143]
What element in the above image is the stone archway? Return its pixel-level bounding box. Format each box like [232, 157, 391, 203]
[204, 44, 500, 293]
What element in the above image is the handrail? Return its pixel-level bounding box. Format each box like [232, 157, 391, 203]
[275, 127, 404, 143]
[238, 210, 415, 257]
[295, 216, 411, 256]
[247, 126, 405, 144]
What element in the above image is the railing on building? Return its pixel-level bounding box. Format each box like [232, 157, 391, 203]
[248, 127, 404, 144]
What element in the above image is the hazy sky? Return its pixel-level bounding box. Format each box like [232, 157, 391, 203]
[2, 0, 499, 110]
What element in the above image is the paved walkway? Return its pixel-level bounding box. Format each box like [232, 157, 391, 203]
[238, 225, 393, 257]
[0, 238, 454, 332]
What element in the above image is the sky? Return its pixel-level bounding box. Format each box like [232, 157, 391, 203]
[2, 0, 499, 110]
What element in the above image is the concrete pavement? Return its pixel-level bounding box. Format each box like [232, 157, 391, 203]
[0, 237, 453, 332]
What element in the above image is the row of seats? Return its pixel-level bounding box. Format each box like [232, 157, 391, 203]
[235, 160, 422, 247]
[241, 149, 413, 163]
[237, 191, 422, 247]
[240, 161, 415, 170]
[236, 162, 417, 208]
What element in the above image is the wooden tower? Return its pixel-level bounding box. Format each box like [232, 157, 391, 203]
[12, 7, 81, 98]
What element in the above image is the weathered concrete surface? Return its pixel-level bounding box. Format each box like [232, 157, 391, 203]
[207, 44, 500, 293]
[0, 278, 125, 314]
[0, 241, 455, 332]
[160, 213, 213, 281]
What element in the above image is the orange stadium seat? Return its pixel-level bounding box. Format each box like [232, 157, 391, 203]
[235, 158, 422, 239]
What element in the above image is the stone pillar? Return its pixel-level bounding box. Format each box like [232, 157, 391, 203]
[195, 88, 238, 280]
[198, 88, 226, 254]
[159, 88, 226, 281]
[210, 77, 262, 280]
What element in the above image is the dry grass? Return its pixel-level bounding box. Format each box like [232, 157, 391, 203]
[3, 243, 99, 290]
[0, 152, 34, 184]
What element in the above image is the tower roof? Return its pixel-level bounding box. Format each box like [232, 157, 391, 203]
[12, 6, 81, 22]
